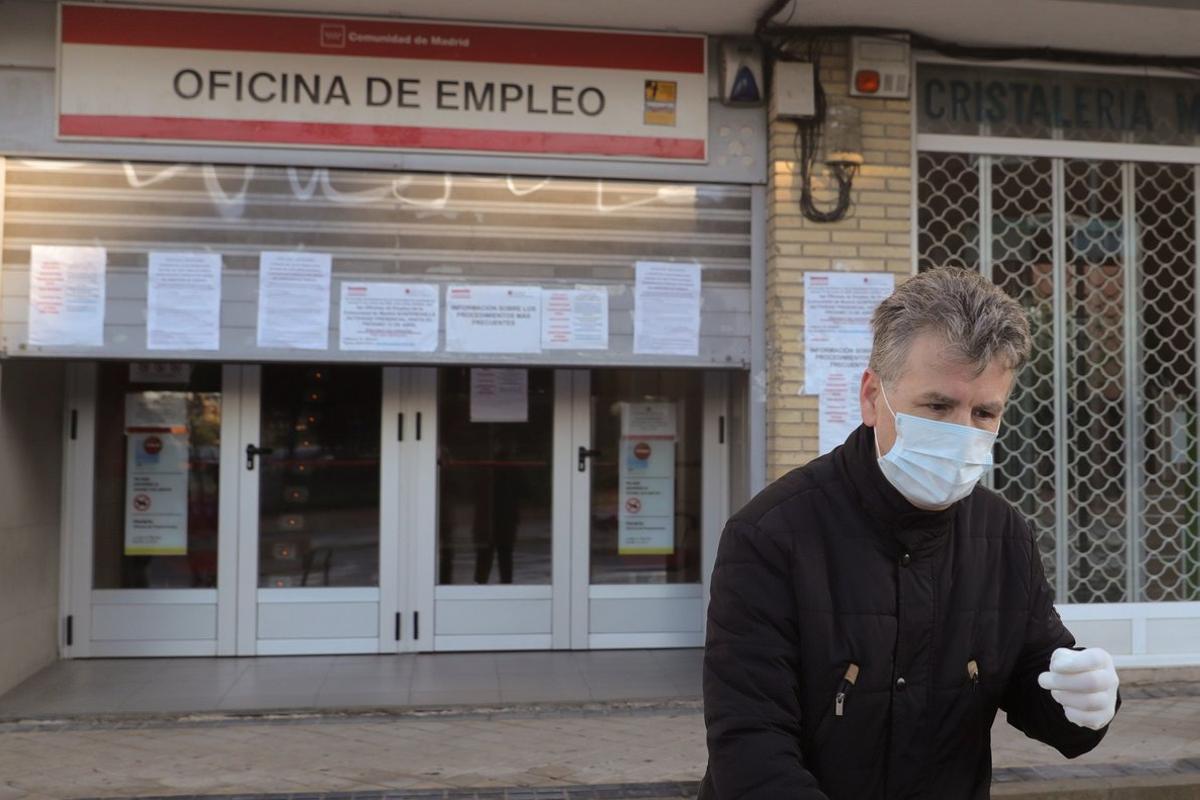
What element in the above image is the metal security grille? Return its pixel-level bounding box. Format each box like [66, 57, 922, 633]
[0, 160, 752, 367]
[918, 151, 1200, 604]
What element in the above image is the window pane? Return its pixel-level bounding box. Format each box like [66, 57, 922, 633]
[258, 365, 381, 588]
[93, 363, 221, 589]
[437, 368, 553, 585]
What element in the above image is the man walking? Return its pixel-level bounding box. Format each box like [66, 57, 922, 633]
[701, 267, 1119, 798]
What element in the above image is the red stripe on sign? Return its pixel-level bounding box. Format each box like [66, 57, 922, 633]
[58, 115, 707, 160]
[60, 5, 705, 73]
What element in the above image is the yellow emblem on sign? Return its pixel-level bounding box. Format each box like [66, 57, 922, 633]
[644, 80, 678, 126]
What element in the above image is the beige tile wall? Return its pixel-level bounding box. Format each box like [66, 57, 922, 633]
[767, 40, 914, 480]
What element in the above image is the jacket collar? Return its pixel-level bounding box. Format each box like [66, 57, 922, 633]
[835, 424, 958, 546]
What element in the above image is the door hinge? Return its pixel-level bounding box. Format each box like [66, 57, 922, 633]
[398, 413, 404, 442]
[65, 615, 73, 646]
[395, 611, 402, 641]
[70, 409, 78, 440]
[413, 611, 420, 640]
[719, 415, 725, 445]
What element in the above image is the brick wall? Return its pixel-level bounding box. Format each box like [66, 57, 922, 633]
[766, 40, 914, 480]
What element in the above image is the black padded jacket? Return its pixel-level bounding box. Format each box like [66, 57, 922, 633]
[700, 424, 1116, 799]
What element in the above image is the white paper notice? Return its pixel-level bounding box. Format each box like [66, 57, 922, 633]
[125, 432, 189, 556]
[541, 289, 609, 350]
[256, 251, 332, 350]
[818, 371, 862, 455]
[125, 391, 189, 431]
[633, 261, 701, 357]
[618, 402, 677, 555]
[804, 272, 895, 395]
[339, 282, 439, 352]
[470, 368, 528, 423]
[446, 285, 541, 354]
[27, 245, 106, 347]
[147, 252, 221, 350]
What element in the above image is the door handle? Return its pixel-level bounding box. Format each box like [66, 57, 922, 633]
[578, 446, 600, 472]
[246, 443, 274, 471]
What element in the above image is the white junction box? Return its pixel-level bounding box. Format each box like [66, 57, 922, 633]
[771, 60, 816, 119]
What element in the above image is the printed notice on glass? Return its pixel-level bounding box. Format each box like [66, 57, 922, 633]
[618, 402, 677, 556]
[818, 371, 861, 455]
[446, 284, 541, 354]
[256, 251, 331, 350]
[27, 245, 106, 347]
[339, 282, 439, 352]
[147, 252, 221, 350]
[124, 431, 189, 556]
[803, 271, 895, 395]
[470, 368, 528, 423]
[633, 261, 701, 356]
[125, 391, 188, 431]
[541, 288, 608, 350]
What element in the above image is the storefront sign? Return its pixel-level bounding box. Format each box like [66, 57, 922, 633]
[541, 288, 608, 350]
[618, 402, 676, 556]
[27, 245, 106, 347]
[803, 271, 894, 395]
[147, 252, 222, 351]
[339, 282, 439, 352]
[446, 285, 542, 354]
[919, 64, 1200, 145]
[633, 261, 701, 357]
[256, 251, 332, 350]
[470, 368, 528, 423]
[125, 431, 189, 556]
[58, 4, 708, 162]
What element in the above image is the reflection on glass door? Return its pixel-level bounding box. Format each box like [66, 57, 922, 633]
[589, 370, 703, 585]
[94, 364, 223, 589]
[436, 368, 553, 586]
[257, 366, 381, 588]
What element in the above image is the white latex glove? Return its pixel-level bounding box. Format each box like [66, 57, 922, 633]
[1036, 647, 1119, 731]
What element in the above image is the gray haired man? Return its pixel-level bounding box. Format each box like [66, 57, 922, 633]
[700, 267, 1119, 799]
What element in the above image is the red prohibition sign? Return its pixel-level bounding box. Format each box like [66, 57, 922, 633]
[633, 441, 652, 460]
[143, 436, 163, 455]
[132, 494, 152, 512]
[625, 497, 642, 514]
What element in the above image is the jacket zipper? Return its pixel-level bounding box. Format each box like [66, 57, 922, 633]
[835, 662, 860, 717]
[967, 658, 980, 692]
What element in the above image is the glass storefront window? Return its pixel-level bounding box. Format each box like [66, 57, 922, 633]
[589, 370, 703, 585]
[258, 365, 381, 588]
[93, 363, 221, 589]
[437, 368, 553, 585]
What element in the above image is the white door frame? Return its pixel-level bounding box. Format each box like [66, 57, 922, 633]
[570, 369, 730, 651]
[423, 368, 571, 652]
[62, 362, 242, 658]
[236, 364, 401, 656]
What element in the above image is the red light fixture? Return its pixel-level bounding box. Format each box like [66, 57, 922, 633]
[855, 69, 881, 95]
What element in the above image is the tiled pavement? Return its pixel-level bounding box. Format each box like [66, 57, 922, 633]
[0, 652, 1197, 799]
[0, 651, 702, 718]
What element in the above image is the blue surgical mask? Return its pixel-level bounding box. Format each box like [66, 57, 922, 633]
[874, 385, 998, 510]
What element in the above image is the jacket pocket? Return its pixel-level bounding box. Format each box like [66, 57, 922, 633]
[812, 662, 860, 748]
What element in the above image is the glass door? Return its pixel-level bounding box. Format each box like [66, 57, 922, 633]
[569, 369, 729, 650]
[65, 362, 240, 658]
[426, 367, 569, 651]
[236, 364, 396, 656]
